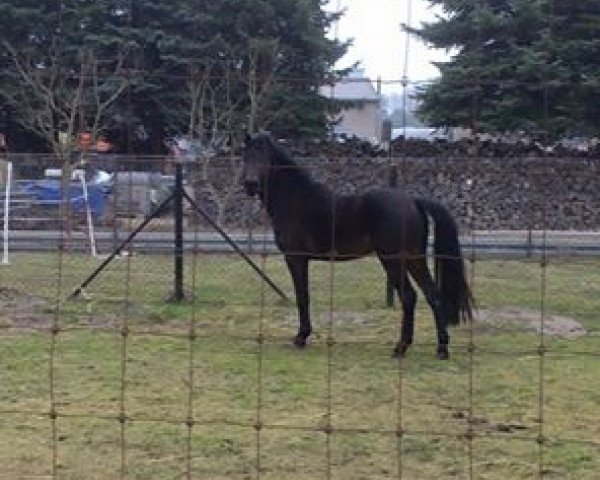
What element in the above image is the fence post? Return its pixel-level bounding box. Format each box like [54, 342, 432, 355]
[382, 119, 396, 307]
[2, 161, 12, 265]
[172, 161, 185, 302]
[386, 164, 398, 308]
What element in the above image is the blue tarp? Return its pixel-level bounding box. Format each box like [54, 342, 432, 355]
[17, 180, 107, 219]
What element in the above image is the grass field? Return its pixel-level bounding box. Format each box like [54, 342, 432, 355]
[0, 251, 599, 479]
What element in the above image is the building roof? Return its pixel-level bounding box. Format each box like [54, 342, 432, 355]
[319, 70, 381, 102]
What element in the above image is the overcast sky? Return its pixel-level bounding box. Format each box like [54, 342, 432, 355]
[324, 0, 451, 94]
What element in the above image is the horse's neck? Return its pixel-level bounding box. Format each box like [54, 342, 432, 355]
[264, 161, 326, 218]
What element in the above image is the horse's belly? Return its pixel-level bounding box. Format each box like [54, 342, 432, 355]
[307, 235, 374, 260]
[334, 238, 373, 259]
[274, 216, 375, 259]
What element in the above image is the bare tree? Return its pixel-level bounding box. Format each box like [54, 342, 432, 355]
[1, 36, 129, 238]
[1, 41, 129, 162]
[172, 38, 281, 227]
[246, 38, 280, 134]
[181, 57, 243, 226]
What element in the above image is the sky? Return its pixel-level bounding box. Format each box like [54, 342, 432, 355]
[324, 0, 451, 95]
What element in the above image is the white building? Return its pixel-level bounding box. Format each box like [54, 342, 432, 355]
[319, 69, 383, 143]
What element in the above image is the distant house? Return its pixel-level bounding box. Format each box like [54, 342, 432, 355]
[319, 69, 383, 143]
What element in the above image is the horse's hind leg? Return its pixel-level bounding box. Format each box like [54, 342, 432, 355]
[394, 273, 417, 358]
[406, 258, 450, 360]
[379, 257, 417, 358]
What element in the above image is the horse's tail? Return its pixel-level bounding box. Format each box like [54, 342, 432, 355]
[415, 199, 473, 325]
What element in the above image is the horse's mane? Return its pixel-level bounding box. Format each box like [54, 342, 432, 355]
[259, 133, 315, 186]
[261, 133, 296, 166]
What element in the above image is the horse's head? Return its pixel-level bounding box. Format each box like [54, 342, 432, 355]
[241, 132, 274, 197]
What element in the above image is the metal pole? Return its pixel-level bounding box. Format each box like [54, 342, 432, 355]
[112, 160, 120, 252]
[2, 161, 12, 265]
[386, 161, 398, 307]
[381, 118, 396, 307]
[77, 170, 97, 257]
[171, 162, 185, 302]
[69, 191, 174, 299]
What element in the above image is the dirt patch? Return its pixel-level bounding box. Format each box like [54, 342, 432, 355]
[450, 409, 530, 434]
[1, 287, 587, 340]
[0, 286, 52, 329]
[475, 306, 586, 338]
[282, 310, 387, 328]
[0, 287, 190, 333]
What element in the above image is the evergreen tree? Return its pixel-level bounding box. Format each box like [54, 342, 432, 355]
[1, 0, 347, 153]
[191, 0, 347, 138]
[410, 0, 600, 139]
[103, 0, 347, 149]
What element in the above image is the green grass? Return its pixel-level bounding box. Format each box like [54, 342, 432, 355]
[0, 252, 599, 479]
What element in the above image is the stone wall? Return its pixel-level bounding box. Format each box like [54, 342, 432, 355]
[195, 155, 598, 231]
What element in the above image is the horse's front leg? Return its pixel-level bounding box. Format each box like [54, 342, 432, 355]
[285, 254, 311, 348]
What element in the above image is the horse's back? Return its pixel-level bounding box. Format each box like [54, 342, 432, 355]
[361, 189, 427, 255]
[311, 188, 426, 258]
[273, 185, 426, 259]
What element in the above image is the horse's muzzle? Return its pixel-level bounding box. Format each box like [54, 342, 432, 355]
[244, 181, 259, 197]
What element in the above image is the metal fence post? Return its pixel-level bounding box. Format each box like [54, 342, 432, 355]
[382, 119, 396, 308]
[172, 161, 185, 302]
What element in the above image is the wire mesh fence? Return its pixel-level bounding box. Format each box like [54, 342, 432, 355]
[1, 0, 599, 476]
[0, 150, 599, 478]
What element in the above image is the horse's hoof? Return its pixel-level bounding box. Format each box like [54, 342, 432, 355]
[293, 336, 308, 348]
[436, 347, 449, 360]
[392, 343, 409, 358]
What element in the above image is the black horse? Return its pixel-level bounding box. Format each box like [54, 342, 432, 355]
[242, 132, 472, 359]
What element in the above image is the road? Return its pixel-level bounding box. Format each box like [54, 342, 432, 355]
[2, 229, 599, 258]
